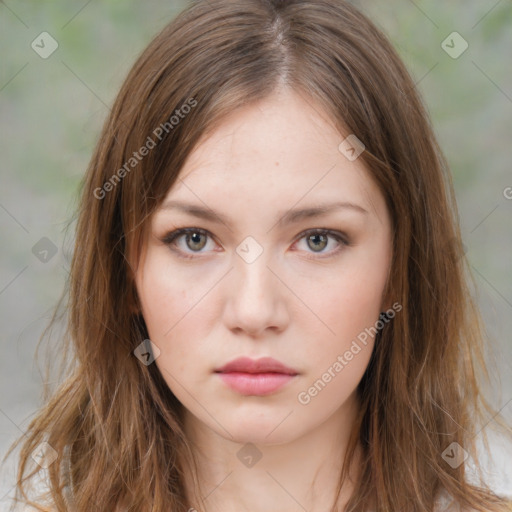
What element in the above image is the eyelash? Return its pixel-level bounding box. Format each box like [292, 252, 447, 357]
[160, 227, 350, 260]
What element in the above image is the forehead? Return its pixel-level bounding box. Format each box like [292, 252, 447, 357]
[156, 89, 387, 225]
[181, 90, 344, 178]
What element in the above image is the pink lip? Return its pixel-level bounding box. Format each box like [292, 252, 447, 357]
[215, 357, 298, 396]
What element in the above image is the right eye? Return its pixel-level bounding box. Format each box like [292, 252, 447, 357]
[161, 227, 217, 259]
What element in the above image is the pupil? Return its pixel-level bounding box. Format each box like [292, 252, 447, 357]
[188, 232, 205, 250]
[309, 234, 327, 252]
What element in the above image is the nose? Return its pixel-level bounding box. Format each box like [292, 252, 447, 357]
[222, 249, 289, 338]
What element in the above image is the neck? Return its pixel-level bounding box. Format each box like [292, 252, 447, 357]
[181, 391, 363, 512]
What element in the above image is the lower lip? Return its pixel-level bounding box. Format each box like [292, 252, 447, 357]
[216, 372, 296, 396]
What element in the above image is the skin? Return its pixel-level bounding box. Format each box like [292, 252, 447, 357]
[133, 87, 393, 511]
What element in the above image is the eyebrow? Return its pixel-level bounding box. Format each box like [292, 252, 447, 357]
[157, 199, 368, 229]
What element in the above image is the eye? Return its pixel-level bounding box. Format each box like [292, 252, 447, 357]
[160, 227, 349, 260]
[292, 229, 349, 258]
[161, 227, 215, 259]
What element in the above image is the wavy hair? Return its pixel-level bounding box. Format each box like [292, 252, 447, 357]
[5, 0, 512, 510]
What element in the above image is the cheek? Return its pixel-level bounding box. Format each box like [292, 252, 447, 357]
[294, 269, 382, 411]
[136, 253, 217, 381]
[297, 252, 389, 364]
[138, 253, 199, 338]
[320, 261, 387, 322]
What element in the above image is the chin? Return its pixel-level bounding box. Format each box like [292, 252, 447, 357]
[220, 414, 303, 446]
[229, 428, 294, 447]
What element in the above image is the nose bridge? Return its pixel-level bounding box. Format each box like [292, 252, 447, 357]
[234, 238, 276, 302]
[225, 236, 286, 335]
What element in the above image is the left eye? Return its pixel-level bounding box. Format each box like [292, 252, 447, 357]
[294, 229, 348, 256]
[161, 228, 348, 259]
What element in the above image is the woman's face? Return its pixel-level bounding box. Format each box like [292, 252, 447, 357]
[134, 88, 393, 445]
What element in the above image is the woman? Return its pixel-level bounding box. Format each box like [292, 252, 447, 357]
[6, 0, 512, 510]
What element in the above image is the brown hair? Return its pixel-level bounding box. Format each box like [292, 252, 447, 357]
[5, 0, 512, 510]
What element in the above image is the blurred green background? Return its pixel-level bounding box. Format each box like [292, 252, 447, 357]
[1, 0, 511, 502]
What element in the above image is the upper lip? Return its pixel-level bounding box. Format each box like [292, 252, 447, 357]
[215, 357, 298, 375]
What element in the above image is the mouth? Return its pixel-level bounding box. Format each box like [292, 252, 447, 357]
[214, 357, 299, 396]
